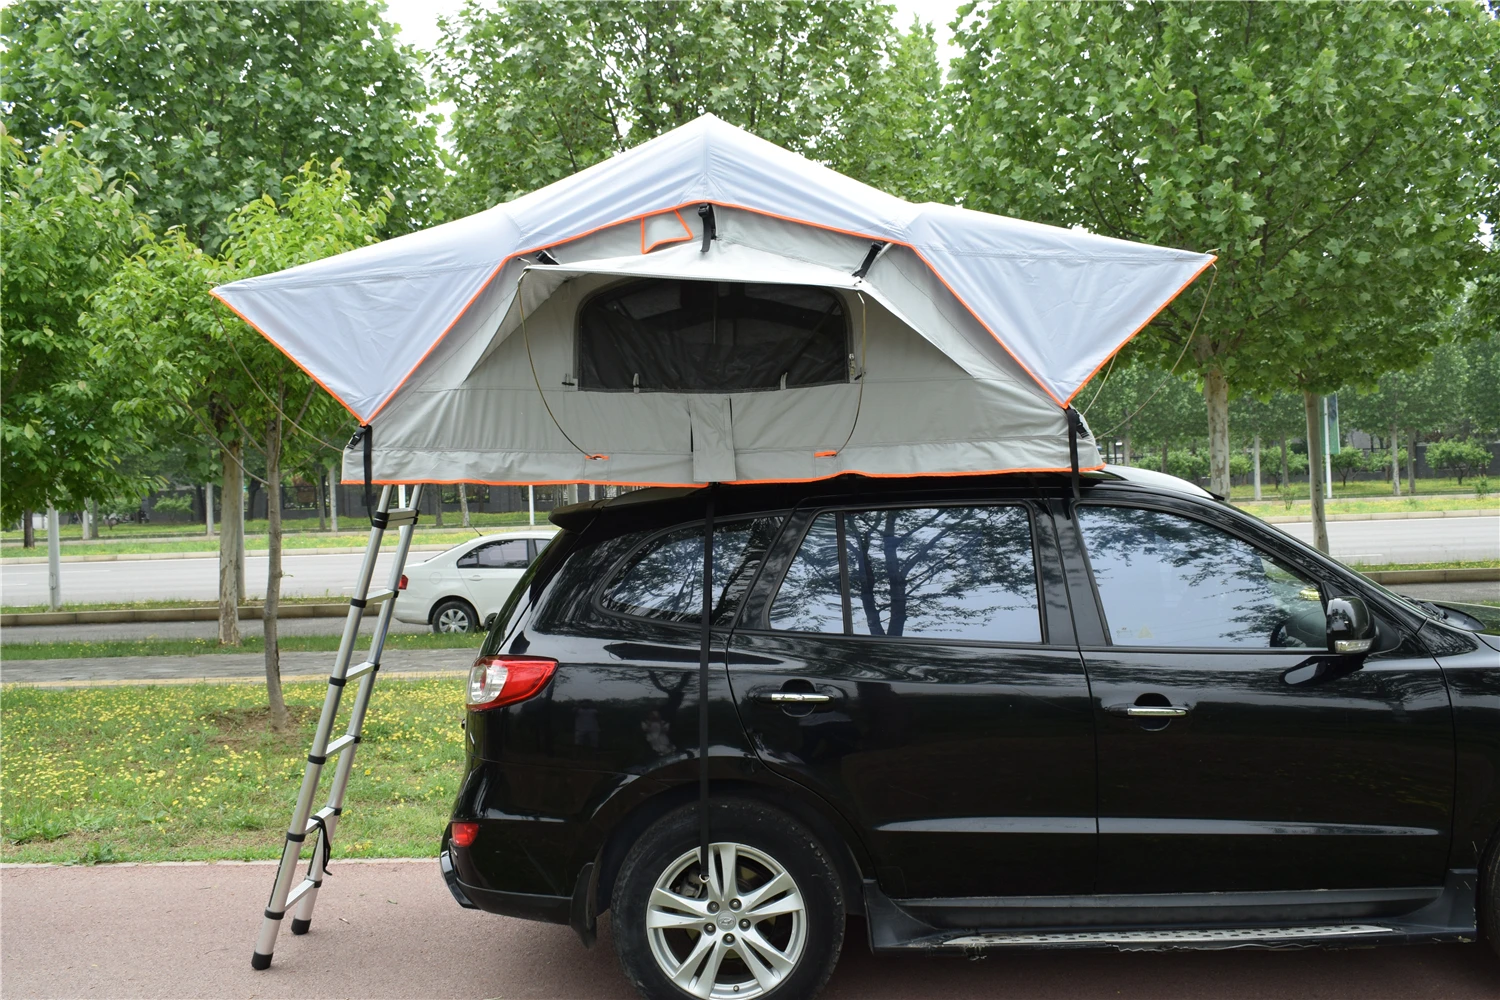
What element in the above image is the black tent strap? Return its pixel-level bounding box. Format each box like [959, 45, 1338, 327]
[534, 249, 559, 265]
[346, 425, 375, 524]
[1066, 406, 1083, 500]
[852, 241, 887, 279]
[698, 204, 716, 252]
[306, 813, 333, 881]
[697, 484, 717, 879]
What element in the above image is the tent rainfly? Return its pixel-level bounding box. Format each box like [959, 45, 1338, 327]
[219, 115, 1215, 973]
[214, 114, 1214, 489]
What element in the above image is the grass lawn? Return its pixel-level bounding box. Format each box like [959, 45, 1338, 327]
[1234, 495, 1498, 519]
[0, 677, 463, 863]
[1, 631, 483, 661]
[1225, 476, 1488, 501]
[1353, 559, 1500, 572]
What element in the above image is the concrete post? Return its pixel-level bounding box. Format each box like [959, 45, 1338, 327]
[46, 506, 62, 611]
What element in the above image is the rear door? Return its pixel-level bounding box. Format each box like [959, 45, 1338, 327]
[457, 538, 534, 619]
[1061, 498, 1454, 894]
[728, 498, 1097, 900]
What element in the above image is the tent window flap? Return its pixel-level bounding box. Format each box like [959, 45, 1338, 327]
[577, 279, 849, 393]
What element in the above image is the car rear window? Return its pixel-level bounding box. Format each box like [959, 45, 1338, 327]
[458, 538, 531, 569]
[600, 517, 784, 625]
[769, 505, 1042, 643]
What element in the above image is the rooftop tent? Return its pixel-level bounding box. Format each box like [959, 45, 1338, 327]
[212, 114, 1215, 487]
[220, 115, 1216, 972]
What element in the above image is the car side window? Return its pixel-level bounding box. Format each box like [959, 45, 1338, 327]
[600, 517, 784, 625]
[457, 539, 530, 569]
[1075, 505, 1325, 649]
[769, 505, 1042, 643]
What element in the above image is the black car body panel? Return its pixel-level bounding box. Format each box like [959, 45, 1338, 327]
[444, 473, 1500, 950]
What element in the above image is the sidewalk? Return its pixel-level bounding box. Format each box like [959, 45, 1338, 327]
[0, 647, 472, 686]
[1, 861, 1492, 1000]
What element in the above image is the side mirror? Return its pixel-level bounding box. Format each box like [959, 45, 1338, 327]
[1326, 596, 1374, 655]
[482, 612, 499, 631]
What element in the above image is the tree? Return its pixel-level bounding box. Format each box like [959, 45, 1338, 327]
[950, 2, 1499, 506]
[432, 1, 943, 216]
[2, 0, 438, 245]
[1459, 330, 1500, 439]
[1233, 391, 1305, 491]
[1425, 440, 1493, 486]
[86, 163, 384, 728]
[1, 127, 153, 531]
[1341, 341, 1468, 496]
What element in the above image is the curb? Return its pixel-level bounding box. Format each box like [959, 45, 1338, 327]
[1260, 509, 1496, 524]
[0, 669, 468, 690]
[0, 857, 438, 869]
[0, 603, 349, 627]
[1359, 568, 1500, 585]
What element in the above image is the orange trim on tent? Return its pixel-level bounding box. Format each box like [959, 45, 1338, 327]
[338, 463, 1107, 489]
[640, 209, 695, 254]
[1063, 255, 1217, 406]
[208, 290, 367, 423]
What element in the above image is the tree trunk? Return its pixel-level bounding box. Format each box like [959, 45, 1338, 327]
[1252, 434, 1262, 501]
[1303, 390, 1329, 553]
[1161, 441, 1169, 476]
[219, 442, 243, 645]
[264, 408, 288, 732]
[83, 499, 98, 540]
[459, 483, 471, 527]
[205, 482, 214, 537]
[1122, 421, 1132, 466]
[22, 509, 34, 548]
[433, 484, 444, 526]
[1407, 430, 1419, 496]
[1204, 369, 1230, 497]
[1390, 420, 1401, 496]
[46, 506, 62, 611]
[317, 472, 327, 531]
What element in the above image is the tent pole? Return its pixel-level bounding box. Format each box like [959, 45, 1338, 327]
[697, 484, 717, 880]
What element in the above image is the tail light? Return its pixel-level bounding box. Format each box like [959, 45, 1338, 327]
[466, 655, 557, 710]
[398, 574, 408, 590]
[450, 821, 478, 848]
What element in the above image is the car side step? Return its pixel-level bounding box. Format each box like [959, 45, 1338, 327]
[940, 924, 1392, 949]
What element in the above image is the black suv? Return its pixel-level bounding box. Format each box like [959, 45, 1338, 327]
[439, 468, 1500, 1000]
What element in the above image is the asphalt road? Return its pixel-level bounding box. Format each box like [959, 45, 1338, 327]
[2, 517, 1497, 608]
[2, 861, 1495, 1000]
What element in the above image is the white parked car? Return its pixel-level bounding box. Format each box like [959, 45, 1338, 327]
[396, 530, 557, 633]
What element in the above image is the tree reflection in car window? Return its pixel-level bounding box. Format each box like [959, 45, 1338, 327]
[770, 506, 1041, 642]
[1076, 506, 1324, 648]
[600, 518, 783, 625]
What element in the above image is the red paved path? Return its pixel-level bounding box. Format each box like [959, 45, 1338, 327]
[2, 861, 1496, 999]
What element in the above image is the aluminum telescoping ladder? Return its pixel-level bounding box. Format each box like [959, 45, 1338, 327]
[251, 485, 421, 970]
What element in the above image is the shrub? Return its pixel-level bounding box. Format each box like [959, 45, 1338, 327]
[1286, 451, 1309, 477]
[1368, 448, 1408, 479]
[1229, 452, 1253, 479]
[1475, 476, 1492, 501]
[150, 493, 194, 517]
[1165, 449, 1210, 482]
[1425, 439, 1493, 485]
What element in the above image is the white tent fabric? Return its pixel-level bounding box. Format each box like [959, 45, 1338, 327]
[211, 114, 1214, 487]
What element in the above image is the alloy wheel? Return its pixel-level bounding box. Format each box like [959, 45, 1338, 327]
[645, 841, 807, 999]
[435, 607, 471, 632]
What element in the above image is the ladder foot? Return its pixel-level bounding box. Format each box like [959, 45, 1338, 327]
[251, 951, 273, 970]
[290, 917, 311, 935]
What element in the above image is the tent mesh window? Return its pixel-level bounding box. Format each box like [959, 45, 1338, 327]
[577, 279, 849, 393]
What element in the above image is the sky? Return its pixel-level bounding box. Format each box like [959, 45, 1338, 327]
[380, 0, 964, 134]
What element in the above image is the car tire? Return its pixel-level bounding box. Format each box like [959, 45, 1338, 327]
[1481, 827, 1500, 962]
[612, 798, 844, 1000]
[431, 598, 478, 633]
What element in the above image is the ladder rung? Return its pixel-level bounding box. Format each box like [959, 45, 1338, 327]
[303, 804, 339, 837]
[377, 508, 419, 529]
[325, 734, 356, 759]
[345, 660, 377, 684]
[285, 877, 317, 909]
[364, 589, 395, 607]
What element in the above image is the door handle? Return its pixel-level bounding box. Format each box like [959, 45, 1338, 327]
[757, 692, 832, 705]
[1107, 704, 1189, 718]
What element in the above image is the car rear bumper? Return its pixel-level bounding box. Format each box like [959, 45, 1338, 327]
[441, 844, 571, 922]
